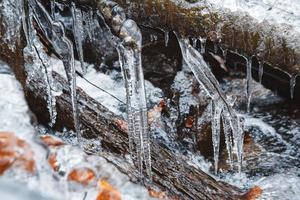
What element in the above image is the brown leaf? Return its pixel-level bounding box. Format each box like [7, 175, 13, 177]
[97, 180, 121, 200]
[40, 135, 64, 147]
[0, 132, 36, 174]
[241, 186, 263, 200]
[67, 167, 96, 186]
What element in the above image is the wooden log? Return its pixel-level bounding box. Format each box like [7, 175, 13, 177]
[0, 34, 246, 200]
[0, 3, 250, 199]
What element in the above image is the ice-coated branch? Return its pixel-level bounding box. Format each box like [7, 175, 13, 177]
[26, 0, 80, 137]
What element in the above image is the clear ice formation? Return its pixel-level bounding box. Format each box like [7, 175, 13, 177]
[26, 0, 80, 136]
[164, 31, 169, 47]
[258, 60, 264, 84]
[199, 37, 206, 55]
[24, 35, 58, 127]
[178, 38, 244, 173]
[290, 74, 297, 99]
[23, 0, 57, 127]
[82, 9, 93, 40]
[192, 37, 197, 48]
[117, 19, 151, 179]
[71, 2, 86, 75]
[245, 56, 253, 113]
[50, 0, 55, 20]
[52, 21, 80, 134]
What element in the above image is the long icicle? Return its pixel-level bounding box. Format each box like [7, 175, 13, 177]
[28, 0, 80, 139]
[71, 2, 86, 75]
[52, 21, 80, 137]
[178, 38, 243, 173]
[246, 56, 253, 112]
[50, 0, 55, 20]
[290, 74, 297, 99]
[117, 18, 151, 179]
[221, 110, 234, 168]
[23, 0, 57, 127]
[258, 60, 264, 84]
[211, 99, 223, 173]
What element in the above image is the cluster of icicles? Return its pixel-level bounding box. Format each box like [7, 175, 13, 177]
[22, 0, 245, 177]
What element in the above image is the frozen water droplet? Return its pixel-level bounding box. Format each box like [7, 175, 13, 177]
[290, 74, 297, 99]
[164, 31, 169, 47]
[258, 60, 264, 84]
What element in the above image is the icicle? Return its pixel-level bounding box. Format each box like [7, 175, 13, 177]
[88, 10, 95, 39]
[28, 0, 80, 140]
[50, 0, 55, 20]
[82, 10, 93, 40]
[290, 74, 297, 99]
[150, 34, 158, 42]
[71, 2, 86, 75]
[51, 21, 80, 137]
[211, 99, 223, 173]
[192, 38, 197, 48]
[246, 56, 253, 113]
[28, 0, 55, 41]
[214, 43, 218, 54]
[164, 31, 169, 47]
[236, 116, 245, 173]
[221, 47, 228, 63]
[117, 19, 151, 179]
[178, 37, 243, 173]
[199, 37, 206, 55]
[24, 0, 57, 126]
[22, 0, 34, 50]
[258, 60, 264, 84]
[42, 53, 57, 127]
[221, 110, 233, 168]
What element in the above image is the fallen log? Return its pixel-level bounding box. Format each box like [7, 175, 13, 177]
[0, 32, 246, 200]
[0, 2, 251, 199]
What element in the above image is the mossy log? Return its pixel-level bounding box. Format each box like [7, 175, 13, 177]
[56, 0, 300, 75]
[54, 0, 300, 101]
